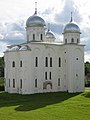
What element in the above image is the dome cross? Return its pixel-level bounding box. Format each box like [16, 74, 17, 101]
[34, 2, 37, 15]
[70, 12, 73, 22]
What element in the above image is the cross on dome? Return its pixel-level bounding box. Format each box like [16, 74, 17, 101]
[34, 2, 37, 15]
[70, 12, 73, 22]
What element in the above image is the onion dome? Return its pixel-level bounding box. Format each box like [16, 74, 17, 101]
[64, 22, 80, 33]
[63, 12, 80, 33]
[26, 2, 46, 27]
[46, 29, 55, 39]
[26, 15, 46, 27]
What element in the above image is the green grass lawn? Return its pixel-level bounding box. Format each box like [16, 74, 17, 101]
[0, 88, 90, 120]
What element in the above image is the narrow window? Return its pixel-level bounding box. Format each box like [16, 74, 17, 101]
[35, 79, 37, 88]
[49, 72, 51, 80]
[58, 78, 60, 86]
[65, 39, 67, 43]
[9, 79, 10, 87]
[13, 79, 15, 88]
[59, 57, 61, 67]
[12, 61, 15, 67]
[20, 61, 22, 67]
[41, 34, 43, 40]
[20, 79, 22, 89]
[45, 72, 47, 80]
[50, 57, 52, 67]
[45, 57, 48, 67]
[71, 38, 74, 43]
[35, 57, 38, 67]
[77, 38, 79, 43]
[33, 34, 35, 40]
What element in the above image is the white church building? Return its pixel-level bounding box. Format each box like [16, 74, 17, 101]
[4, 4, 85, 94]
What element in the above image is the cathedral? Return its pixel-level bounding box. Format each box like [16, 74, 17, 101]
[4, 4, 85, 94]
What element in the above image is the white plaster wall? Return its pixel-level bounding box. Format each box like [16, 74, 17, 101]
[63, 44, 84, 93]
[63, 32, 80, 44]
[4, 42, 84, 94]
[26, 27, 45, 42]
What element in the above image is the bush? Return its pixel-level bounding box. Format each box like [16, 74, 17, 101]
[0, 77, 4, 91]
[0, 85, 4, 91]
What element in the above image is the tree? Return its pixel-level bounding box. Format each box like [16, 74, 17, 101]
[0, 57, 4, 77]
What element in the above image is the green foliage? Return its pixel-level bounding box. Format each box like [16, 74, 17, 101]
[0, 89, 90, 120]
[0, 77, 4, 91]
[85, 62, 90, 75]
[0, 57, 4, 77]
[0, 77, 4, 86]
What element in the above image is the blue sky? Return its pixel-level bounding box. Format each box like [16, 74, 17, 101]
[0, 0, 90, 62]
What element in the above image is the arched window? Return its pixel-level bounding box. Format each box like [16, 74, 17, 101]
[71, 38, 74, 43]
[65, 39, 67, 43]
[58, 78, 60, 86]
[33, 34, 35, 40]
[35, 57, 38, 67]
[49, 72, 51, 80]
[35, 79, 37, 88]
[13, 79, 15, 88]
[77, 38, 79, 43]
[20, 79, 22, 89]
[12, 61, 15, 67]
[50, 57, 52, 67]
[45, 72, 47, 80]
[41, 34, 43, 40]
[45, 57, 48, 67]
[59, 57, 61, 67]
[20, 61, 22, 67]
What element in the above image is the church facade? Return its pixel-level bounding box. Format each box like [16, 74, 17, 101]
[4, 6, 85, 94]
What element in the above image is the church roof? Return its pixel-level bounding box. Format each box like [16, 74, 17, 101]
[26, 2, 46, 27]
[26, 14, 46, 27]
[63, 22, 80, 33]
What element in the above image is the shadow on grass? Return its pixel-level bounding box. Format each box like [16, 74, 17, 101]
[0, 92, 80, 111]
[82, 88, 90, 98]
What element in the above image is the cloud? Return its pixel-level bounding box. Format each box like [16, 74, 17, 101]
[0, 52, 4, 57]
[0, 20, 26, 45]
[0, 41, 7, 53]
[85, 51, 90, 62]
[0, 0, 90, 63]
[54, 0, 82, 24]
[6, 21, 25, 32]
[0, 34, 4, 40]
[49, 23, 64, 35]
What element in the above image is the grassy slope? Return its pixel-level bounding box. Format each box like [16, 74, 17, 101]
[0, 88, 90, 120]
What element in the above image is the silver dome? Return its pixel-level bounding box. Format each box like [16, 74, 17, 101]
[64, 22, 80, 33]
[46, 30, 55, 39]
[26, 14, 46, 27]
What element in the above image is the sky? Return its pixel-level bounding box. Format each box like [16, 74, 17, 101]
[0, 0, 90, 62]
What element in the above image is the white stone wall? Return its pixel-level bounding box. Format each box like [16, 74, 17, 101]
[63, 32, 80, 44]
[62, 44, 85, 93]
[4, 42, 85, 94]
[26, 27, 45, 42]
